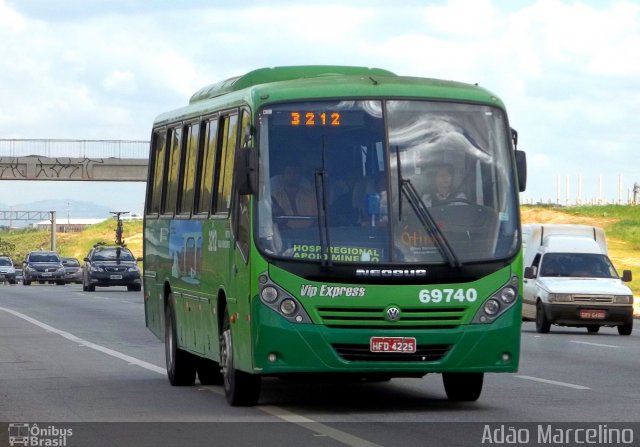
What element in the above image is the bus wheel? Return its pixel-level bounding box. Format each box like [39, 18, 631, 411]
[535, 302, 551, 334]
[586, 325, 600, 333]
[165, 295, 196, 386]
[618, 320, 633, 336]
[197, 358, 223, 385]
[220, 310, 261, 406]
[442, 372, 483, 402]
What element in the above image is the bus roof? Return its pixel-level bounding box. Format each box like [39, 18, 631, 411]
[154, 65, 504, 126]
[189, 65, 396, 103]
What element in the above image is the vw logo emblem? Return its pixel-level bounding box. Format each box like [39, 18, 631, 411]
[385, 306, 401, 322]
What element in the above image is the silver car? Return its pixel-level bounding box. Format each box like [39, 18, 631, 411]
[61, 257, 83, 284]
[0, 256, 17, 284]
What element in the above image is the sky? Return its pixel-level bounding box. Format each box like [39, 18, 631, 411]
[0, 0, 639, 215]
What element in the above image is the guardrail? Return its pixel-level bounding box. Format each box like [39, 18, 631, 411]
[0, 139, 149, 159]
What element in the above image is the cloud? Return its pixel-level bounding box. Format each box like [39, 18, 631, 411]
[0, 0, 639, 205]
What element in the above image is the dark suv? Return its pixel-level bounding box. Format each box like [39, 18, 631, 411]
[23, 251, 66, 285]
[82, 245, 142, 292]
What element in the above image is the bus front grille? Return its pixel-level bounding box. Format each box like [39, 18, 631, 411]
[332, 343, 452, 362]
[316, 306, 465, 329]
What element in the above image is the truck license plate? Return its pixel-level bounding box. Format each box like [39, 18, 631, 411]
[370, 337, 416, 353]
[579, 309, 606, 320]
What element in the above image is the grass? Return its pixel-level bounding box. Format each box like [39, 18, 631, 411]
[559, 205, 640, 249]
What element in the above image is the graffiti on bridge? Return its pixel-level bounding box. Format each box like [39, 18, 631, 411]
[0, 156, 105, 180]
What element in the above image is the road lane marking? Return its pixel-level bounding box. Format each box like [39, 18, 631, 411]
[0, 306, 165, 375]
[199, 387, 383, 446]
[516, 375, 590, 390]
[255, 406, 383, 447]
[1, 305, 388, 446]
[570, 340, 621, 348]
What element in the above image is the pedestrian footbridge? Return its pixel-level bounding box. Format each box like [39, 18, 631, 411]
[0, 139, 149, 181]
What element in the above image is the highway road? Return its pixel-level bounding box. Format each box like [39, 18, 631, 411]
[1, 284, 639, 446]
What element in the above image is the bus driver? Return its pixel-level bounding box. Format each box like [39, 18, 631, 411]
[270, 162, 317, 229]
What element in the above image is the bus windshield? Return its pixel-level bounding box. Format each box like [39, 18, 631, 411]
[256, 100, 519, 264]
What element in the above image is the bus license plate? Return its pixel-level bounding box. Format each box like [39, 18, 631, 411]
[110, 274, 123, 280]
[370, 337, 416, 353]
[579, 309, 606, 320]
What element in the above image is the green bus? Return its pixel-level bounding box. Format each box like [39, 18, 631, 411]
[143, 65, 527, 406]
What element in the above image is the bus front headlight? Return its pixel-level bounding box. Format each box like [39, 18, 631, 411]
[499, 287, 517, 304]
[257, 272, 312, 323]
[280, 299, 297, 316]
[472, 276, 520, 324]
[260, 286, 278, 304]
[484, 299, 500, 315]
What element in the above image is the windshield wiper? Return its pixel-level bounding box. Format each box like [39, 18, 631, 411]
[395, 147, 461, 269]
[314, 138, 332, 269]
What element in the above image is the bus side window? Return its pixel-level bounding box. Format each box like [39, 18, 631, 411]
[194, 117, 219, 215]
[214, 113, 239, 214]
[146, 129, 167, 215]
[177, 122, 200, 215]
[162, 125, 182, 215]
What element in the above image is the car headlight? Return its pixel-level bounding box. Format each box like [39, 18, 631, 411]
[549, 293, 572, 302]
[127, 266, 140, 272]
[90, 265, 104, 272]
[7, 267, 15, 274]
[615, 295, 633, 304]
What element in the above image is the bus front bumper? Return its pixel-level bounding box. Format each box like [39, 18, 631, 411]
[252, 301, 521, 375]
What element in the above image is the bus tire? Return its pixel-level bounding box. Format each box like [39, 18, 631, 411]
[535, 301, 551, 334]
[442, 372, 483, 402]
[165, 295, 196, 386]
[197, 358, 223, 385]
[618, 320, 633, 336]
[220, 309, 261, 406]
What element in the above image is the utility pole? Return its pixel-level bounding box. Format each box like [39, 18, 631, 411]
[50, 210, 56, 251]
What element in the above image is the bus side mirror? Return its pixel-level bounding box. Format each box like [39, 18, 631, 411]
[524, 266, 537, 279]
[234, 147, 257, 195]
[515, 150, 527, 192]
[622, 270, 632, 282]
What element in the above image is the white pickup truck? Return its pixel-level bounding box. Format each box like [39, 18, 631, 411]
[522, 224, 634, 335]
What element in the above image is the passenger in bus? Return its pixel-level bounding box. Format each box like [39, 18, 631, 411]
[421, 164, 467, 206]
[270, 162, 317, 229]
